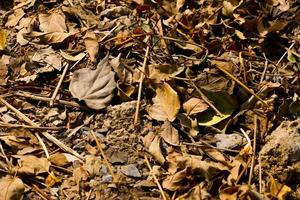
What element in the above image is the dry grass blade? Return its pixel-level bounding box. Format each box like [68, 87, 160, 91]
[0, 122, 65, 130]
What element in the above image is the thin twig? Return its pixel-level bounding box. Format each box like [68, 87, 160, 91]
[144, 155, 167, 200]
[15, 92, 81, 108]
[134, 36, 150, 124]
[0, 97, 83, 160]
[50, 64, 69, 106]
[248, 115, 257, 185]
[0, 122, 65, 130]
[91, 131, 117, 183]
[259, 153, 262, 193]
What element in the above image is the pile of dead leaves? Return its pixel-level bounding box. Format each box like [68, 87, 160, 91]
[0, 0, 299, 199]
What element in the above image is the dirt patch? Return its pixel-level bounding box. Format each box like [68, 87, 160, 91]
[258, 119, 300, 199]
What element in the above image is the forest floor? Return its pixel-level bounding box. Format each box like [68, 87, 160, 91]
[0, 0, 300, 199]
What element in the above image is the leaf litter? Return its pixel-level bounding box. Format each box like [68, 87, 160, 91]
[0, 0, 299, 199]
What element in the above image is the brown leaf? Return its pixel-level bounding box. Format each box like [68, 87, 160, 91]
[159, 120, 179, 145]
[69, 54, 116, 110]
[183, 97, 209, 115]
[144, 132, 165, 164]
[148, 83, 180, 121]
[5, 9, 25, 27]
[84, 31, 99, 63]
[24, 31, 75, 44]
[162, 168, 191, 191]
[0, 176, 24, 200]
[15, 155, 50, 176]
[45, 172, 61, 187]
[267, 175, 292, 200]
[38, 11, 67, 33]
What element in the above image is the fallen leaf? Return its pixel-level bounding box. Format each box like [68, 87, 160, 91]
[176, 0, 185, 12]
[148, 82, 180, 121]
[31, 47, 62, 70]
[0, 30, 7, 50]
[162, 168, 191, 191]
[148, 64, 184, 83]
[60, 51, 86, 62]
[45, 172, 60, 187]
[84, 31, 99, 63]
[183, 97, 209, 115]
[144, 133, 165, 164]
[39, 11, 67, 33]
[267, 174, 291, 200]
[69, 54, 117, 110]
[15, 155, 50, 176]
[5, 9, 25, 27]
[159, 120, 179, 145]
[222, 0, 243, 17]
[24, 31, 75, 44]
[0, 176, 24, 200]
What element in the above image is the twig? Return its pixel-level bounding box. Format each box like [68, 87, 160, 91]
[15, 92, 81, 108]
[99, 22, 121, 43]
[239, 52, 247, 82]
[91, 131, 117, 183]
[0, 98, 50, 159]
[134, 36, 150, 124]
[0, 97, 83, 160]
[248, 115, 257, 185]
[0, 122, 65, 130]
[144, 155, 167, 200]
[50, 64, 69, 107]
[183, 142, 240, 153]
[0, 141, 12, 170]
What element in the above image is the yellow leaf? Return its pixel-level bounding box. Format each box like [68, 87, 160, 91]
[0, 30, 7, 50]
[267, 175, 291, 200]
[0, 176, 24, 200]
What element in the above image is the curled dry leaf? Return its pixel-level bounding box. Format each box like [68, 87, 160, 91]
[148, 82, 180, 121]
[60, 51, 86, 62]
[84, 31, 99, 63]
[0, 176, 24, 200]
[23, 31, 76, 44]
[69, 54, 117, 110]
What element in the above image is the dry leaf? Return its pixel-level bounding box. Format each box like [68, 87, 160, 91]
[24, 31, 75, 44]
[162, 168, 191, 191]
[176, 0, 185, 12]
[0, 30, 7, 50]
[267, 175, 291, 200]
[39, 11, 67, 33]
[0, 176, 24, 200]
[15, 155, 50, 176]
[144, 133, 165, 164]
[60, 51, 86, 61]
[148, 83, 180, 121]
[31, 47, 62, 70]
[69, 54, 116, 110]
[159, 120, 179, 145]
[84, 31, 99, 63]
[5, 9, 25, 27]
[183, 97, 209, 115]
[45, 172, 61, 187]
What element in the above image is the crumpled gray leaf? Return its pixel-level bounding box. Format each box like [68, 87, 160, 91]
[69, 54, 116, 110]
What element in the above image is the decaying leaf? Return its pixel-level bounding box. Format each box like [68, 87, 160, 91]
[0, 176, 24, 200]
[148, 82, 180, 121]
[31, 47, 62, 70]
[69, 54, 117, 110]
[84, 31, 99, 63]
[5, 9, 25, 27]
[24, 31, 75, 44]
[159, 120, 179, 145]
